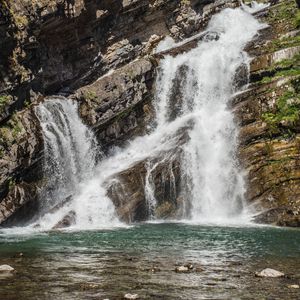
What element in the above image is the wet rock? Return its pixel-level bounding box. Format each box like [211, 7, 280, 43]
[150, 267, 161, 273]
[184, 263, 194, 270]
[76, 58, 156, 152]
[175, 266, 189, 273]
[106, 124, 192, 223]
[255, 268, 285, 278]
[52, 211, 76, 229]
[0, 264, 14, 272]
[287, 284, 300, 289]
[124, 293, 139, 299]
[232, 0, 300, 229]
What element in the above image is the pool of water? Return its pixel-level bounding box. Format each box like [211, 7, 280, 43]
[0, 223, 299, 299]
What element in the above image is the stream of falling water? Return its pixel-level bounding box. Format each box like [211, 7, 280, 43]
[6, 5, 267, 232]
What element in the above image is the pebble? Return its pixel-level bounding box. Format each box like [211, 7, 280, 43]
[0, 265, 14, 272]
[287, 284, 299, 289]
[124, 293, 139, 299]
[150, 267, 161, 272]
[175, 266, 189, 273]
[255, 268, 284, 278]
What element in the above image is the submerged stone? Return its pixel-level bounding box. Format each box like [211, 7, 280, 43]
[175, 266, 189, 273]
[255, 268, 285, 278]
[184, 263, 194, 270]
[287, 284, 299, 289]
[124, 293, 139, 299]
[0, 264, 14, 272]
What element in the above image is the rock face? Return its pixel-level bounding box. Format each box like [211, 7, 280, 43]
[0, 0, 238, 112]
[106, 127, 190, 222]
[233, 0, 300, 226]
[75, 58, 156, 152]
[0, 104, 44, 226]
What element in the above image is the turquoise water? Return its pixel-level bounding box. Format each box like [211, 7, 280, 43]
[0, 223, 299, 299]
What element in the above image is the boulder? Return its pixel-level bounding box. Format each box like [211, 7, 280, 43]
[52, 211, 76, 230]
[175, 266, 189, 273]
[287, 284, 300, 289]
[124, 293, 139, 299]
[0, 264, 14, 272]
[255, 268, 285, 278]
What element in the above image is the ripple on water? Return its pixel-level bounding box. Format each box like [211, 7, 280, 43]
[0, 223, 299, 299]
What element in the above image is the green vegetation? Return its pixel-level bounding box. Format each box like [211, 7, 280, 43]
[262, 85, 300, 136]
[294, 10, 300, 28]
[0, 95, 12, 113]
[267, 0, 298, 26]
[8, 177, 16, 191]
[265, 0, 300, 53]
[24, 99, 32, 107]
[259, 53, 300, 84]
[84, 90, 97, 101]
[0, 113, 24, 148]
[181, 0, 190, 6]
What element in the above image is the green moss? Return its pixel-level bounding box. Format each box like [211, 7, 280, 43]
[267, 0, 297, 26]
[0, 95, 12, 113]
[294, 10, 300, 28]
[24, 99, 32, 108]
[181, 0, 190, 6]
[259, 52, 300, 84]
[84, 90, 97, 101]
[262, 87, 300, 136]
[0, 113, 24, 147]
[13, 14, 28, 27]
[266, 156, 294, 165]
[8, 177, 16, 191]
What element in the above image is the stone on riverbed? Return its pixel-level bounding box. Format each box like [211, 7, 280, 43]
[255, 268, 285, 278]
[0, 264, 14, 272]
[287, 284, 299, 289]
[175, 266, 189, 273]
[124, 293, 139, 299]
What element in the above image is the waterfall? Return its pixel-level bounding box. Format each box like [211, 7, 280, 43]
[153, 7, 265, 223]
[34, 98, 120, 230]
[29, 5, 266, 230]
[35, 98, 97, 211]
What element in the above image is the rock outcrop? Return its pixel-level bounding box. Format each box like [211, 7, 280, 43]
[233, 0, 300, 226]
[106, 125, 191, 222]
[0, 104, 44, 226]
[75, 58, 156, 152]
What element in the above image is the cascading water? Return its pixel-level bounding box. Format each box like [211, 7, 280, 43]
[34, 98, 120, 230]
[17, 5, 266, 231]
[35, 98, 97, 212]
[153, 7, 266, 223]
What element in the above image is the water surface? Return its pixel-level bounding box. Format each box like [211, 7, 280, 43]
[0, 223, 299, 299]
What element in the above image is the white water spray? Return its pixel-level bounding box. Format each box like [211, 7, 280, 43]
[154, 7, 266, 223]
[34, 98, 120, 230]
